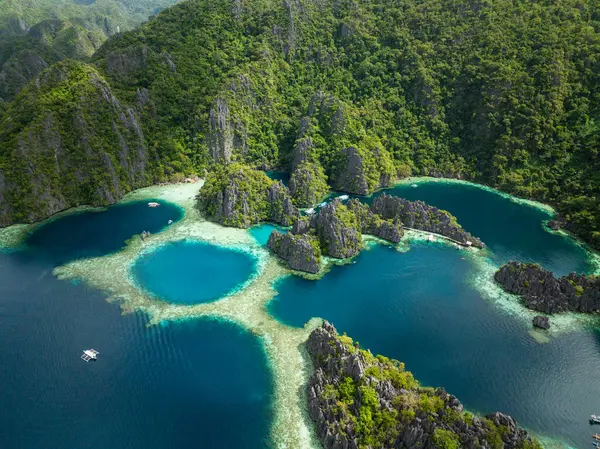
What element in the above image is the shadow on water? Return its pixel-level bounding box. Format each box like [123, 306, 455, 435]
[23, 199, 184, 265]
[0, 200, 274, 449]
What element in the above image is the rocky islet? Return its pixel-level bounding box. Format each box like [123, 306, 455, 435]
[306, 321, 542, 449]
[495, 261, 600, 314]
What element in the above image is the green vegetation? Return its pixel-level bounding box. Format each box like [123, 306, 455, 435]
[0, 59, 151, 225]
[0, 0, 181, 39]
[0, 0, 598, 250]
[289, 161, 329, 207]
[316, 330, 543, 449]
[197, 163, 277, 228]
[432, 428, 460, 449]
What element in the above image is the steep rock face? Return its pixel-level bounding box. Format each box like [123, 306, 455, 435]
[267, 230, 320, 273]
[495, 262, 600, 314]
[289, 161, 328, 207]
[207, 75, 264, 163]
[307, 322, 541, 449]
[0, 50, 51, 102]
[0, 19, 104, 102]
[312, 199, 362, 258]
[0, 60, 148, 226]
[267, 181, 297, 226]
[208, 97, 234, 162]
[332, 145, 396, 196]
[333, 146, 370, 195]
[347, 199, 404, 243]
[105, 45, 149, 81]
[197, 164, 298, 228]
[372, 194, 484, 248]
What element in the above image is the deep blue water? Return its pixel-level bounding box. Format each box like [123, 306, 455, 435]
[0, 201, 273, 449]
[270, 182, 600, 449]
[368, 182, 595, 275]
[24, 199, 184, 265]
[132, 240, 257, 305]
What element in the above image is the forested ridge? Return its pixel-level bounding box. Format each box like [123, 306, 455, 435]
[1, 0, 599, 249]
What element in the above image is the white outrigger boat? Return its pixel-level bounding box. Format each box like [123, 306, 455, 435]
[81, 349, 99, 362]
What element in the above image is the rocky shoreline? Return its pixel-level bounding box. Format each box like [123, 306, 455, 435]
[197, 164, 485, 273]
[495, 262, 600, 314]
[268, 196, 483, 273]
[306, 322, 541, 449]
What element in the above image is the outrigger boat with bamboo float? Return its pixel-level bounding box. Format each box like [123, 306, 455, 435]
[81, 349, 99, 362]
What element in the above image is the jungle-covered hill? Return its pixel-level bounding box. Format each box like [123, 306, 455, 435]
[1, 0, 599, 249]
[0, 0, 181, 102]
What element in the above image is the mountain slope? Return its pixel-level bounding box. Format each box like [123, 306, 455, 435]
[1, 0, 599, 248]
[0, 60, 150, 225]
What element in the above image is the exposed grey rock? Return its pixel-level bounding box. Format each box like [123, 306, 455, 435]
[306, 322, 539, 449]
[292, 216, 311, 235]
[532, 315, 550, 329]
[267, 230, 320, 273]
[267, 181, 299, 226]
[208, 98, 233, 162]
[106, 45, 149, 80]
[199, 167, 298, 228]
[372, 194, 484, 248]
[135, 87, 151, 109]
[312, 199, 362, 259]
[291, 136, 314, 170]
[346, 199, 404, 243]
[495, 262, 600, 314]
[161, 52, 177, 72]
[332, 146, 370, 195]
[0, 62, 148, 227]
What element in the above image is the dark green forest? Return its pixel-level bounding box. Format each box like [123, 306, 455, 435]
[1, 0, 599, 248]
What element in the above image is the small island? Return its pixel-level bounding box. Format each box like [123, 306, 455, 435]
[306, 321, 542, 449]
[495, 262, 600, 314]
[197, 163, 484, 274]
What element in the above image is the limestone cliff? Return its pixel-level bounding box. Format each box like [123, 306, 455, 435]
[267, 230, 320, 273]
[347, 199, 404, 244]
[495, 262, 600, 314]
[197, 164, 298, 228]
[306, 322, 542, 449]
[0, 20, 104, 103]
[372, 194, 484, 248]
[0, 60, 149, 226]
[312, 199, 363, 259]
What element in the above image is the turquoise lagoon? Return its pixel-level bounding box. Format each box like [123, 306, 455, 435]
[1, 180, 599, 449]
[0, 201, 273, 449]
[131, 240, 258, 305]
[269, 181, 600, 449]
